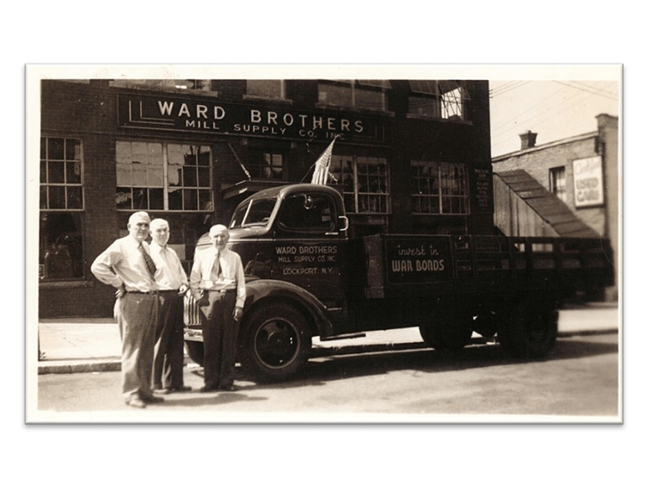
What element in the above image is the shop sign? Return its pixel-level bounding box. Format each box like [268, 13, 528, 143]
[117, 93, 386, 143]
[573, 156, 604, 207]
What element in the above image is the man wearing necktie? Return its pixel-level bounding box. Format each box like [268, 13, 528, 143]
[91, 211, 163, 409]
[190, 224, 246, 392]
[149, 218, 191, 394]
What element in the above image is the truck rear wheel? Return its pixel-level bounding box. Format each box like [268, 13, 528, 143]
[419, 317, 473, 352]
[240, 303, 312, 382]
[499, 300, 558, 359]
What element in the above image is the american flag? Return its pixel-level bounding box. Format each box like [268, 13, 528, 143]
[310, 135, 339, 185]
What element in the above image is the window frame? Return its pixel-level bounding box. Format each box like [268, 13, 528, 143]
[407, 81, 471, 121]
[245, 80, 286, 100]
[411, 160, 470, 215]
[330, 154, 391, 215]
[317, 80, 391, 111]
[116, 141, 213, 213]
[549, 166, 567, 202]
[40, 137, 84, 211]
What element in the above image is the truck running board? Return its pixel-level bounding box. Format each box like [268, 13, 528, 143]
[319, 333, 367, 342]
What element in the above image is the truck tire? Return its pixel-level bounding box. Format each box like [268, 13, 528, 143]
[184, 341, 204, 366]
[499, 300, 558, 359]
[419, 318, 473, 352]
[240, 303, 312, 382]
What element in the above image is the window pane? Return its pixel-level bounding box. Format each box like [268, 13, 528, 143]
[148, 165, 163, 187]
[183, 166, 197, 187]
[149, 188, 164, 210]
[48, 161, 65, 184]
[199, 190, 212, 211]
[318, 83, 353, 106]
[116, 188, 133, 209]
[116, 141, 132, 164]
[198, 167, 210, 187]
[40, 138, 47, 159]
[184, 189, 198, 210]
[66, 139, 81, 160]
[40, 213, 84, 280]
[49, 186, 66, 209]
[40, 186, 47, 209]
[197, 146, 211, 166]
[355, 88, 384, 110]
[67, 186, 83, 209]
[40, 161, 47, 183]
[48, 138, 65, 160]
[116, 163, 132, 186]
[168, 187, 182, 210]
[247, 80, 283, 98]
[132, 164, 148, 186]
[66, 161, 82, 184]
[132, 188, 148, 209]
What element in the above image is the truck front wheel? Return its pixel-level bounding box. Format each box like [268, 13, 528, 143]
[240, 303, 312, 382]
[499, 300, 558, 359]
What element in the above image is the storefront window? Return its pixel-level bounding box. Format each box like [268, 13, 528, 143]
[330, 155, 390, 214]
[116, 141, 212, 212]
[411, 161, 469, 215]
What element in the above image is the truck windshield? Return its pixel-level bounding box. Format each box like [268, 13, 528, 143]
[230, 196, 278, 228]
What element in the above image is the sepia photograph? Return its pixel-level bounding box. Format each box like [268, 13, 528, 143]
[25, 64, 622, 424]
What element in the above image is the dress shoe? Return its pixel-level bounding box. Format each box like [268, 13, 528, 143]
[142, 395, 164, 404]
[154, 388, 171, 395]
[170, 385, 192, 393]
[199, 385, 219, 393]
[219, 385, 237, 392]
[125, 398, 146, 409]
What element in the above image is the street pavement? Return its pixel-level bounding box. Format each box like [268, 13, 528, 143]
[35, 302, 620, 375]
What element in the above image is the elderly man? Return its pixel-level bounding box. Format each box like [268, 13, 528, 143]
[149, 218, 191, 394]
[190, 224, 246, 392]
[91, 211, 163, 409]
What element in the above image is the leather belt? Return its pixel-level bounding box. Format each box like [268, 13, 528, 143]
[126, 290, 159, 295]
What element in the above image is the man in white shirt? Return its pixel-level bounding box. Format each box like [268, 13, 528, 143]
[91, 211, 163, 409]
[190, 224, 246, 392]
[149, 218, 191, 394]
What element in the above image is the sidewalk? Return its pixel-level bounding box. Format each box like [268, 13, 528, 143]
[36, 303, 620, 375]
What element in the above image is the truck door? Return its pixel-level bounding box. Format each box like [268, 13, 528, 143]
[270, 191, 347, 308]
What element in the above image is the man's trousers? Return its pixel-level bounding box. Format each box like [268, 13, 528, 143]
[116, 292, 158, 401]
[153, 291, 185, 390]
[198, 290, 238, 389]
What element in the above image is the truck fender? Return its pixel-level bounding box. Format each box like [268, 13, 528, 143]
[242, 279, 334, 338]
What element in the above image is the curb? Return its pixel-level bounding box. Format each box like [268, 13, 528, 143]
[37, 328, 618, 375]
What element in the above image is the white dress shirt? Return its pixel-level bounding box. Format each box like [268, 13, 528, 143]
[149, 242, 189, 291]
[91, 235, 157, 292]
[190, 247, 246, 309]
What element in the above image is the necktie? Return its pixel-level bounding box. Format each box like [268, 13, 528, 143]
[210, 251, 221, 282]
[139, 243, 157, 279]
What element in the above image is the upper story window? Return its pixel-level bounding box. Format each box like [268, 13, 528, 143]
[109, 79, 213, 93]
[317, 80, 391, 111]
[249, 151, 284, 180]
[330, 155, 390, 214]
[246, 80, 285, 99]
[408, 81, 471, 121]
[40, 137, 84, 210]
[549, 166, 567, 202]
[411, 161, 470, 215]
[116, 141, 212, 212]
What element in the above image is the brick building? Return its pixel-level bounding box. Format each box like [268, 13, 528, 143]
[492, 114, 619, 300]
[38, 78, 494, 317]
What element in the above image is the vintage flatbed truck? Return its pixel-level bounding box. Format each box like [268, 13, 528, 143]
[183, 183, 614, 382]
